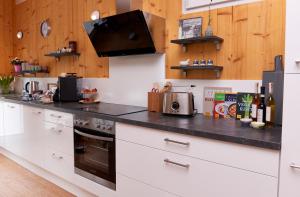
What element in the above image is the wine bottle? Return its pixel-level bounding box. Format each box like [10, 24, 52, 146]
[251, 82, 260, 121]
[266, 82, 276, 126]
[257, 86, 266, 123]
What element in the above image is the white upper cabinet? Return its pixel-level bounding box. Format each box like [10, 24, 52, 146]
[285, 0, 300, 73]
[279, 75, 300, 197]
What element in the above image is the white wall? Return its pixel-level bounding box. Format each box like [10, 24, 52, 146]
[16, 54, 260, 113]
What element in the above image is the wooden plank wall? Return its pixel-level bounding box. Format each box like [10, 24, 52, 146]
[0, 0, 13, 75]
[165, 0, 286, 80]
[13, 0, 116, 78]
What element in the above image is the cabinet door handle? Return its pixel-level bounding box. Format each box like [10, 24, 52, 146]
[164, 138, 190, 146]
[51, 153, 63, 160]
[164, 159, 190, 169]
[50, 114, 62, 118]
[290, 162, 300, 170]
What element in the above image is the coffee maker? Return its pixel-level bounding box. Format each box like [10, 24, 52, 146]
[54, 73, 82, 102]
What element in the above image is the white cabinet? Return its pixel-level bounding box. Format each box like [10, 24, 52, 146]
[3, 102, 23, 136]
[0, 101, 4, 146]
[285, 0, 300, 73]
[117, 139, 278, 197]
[2, 102, 24, 155]
[116, 123, 279, 197]
[21, 106, 45, 167]
[279, 75, 300, 197]
[117, 174, 177, 197]
[117, 123, 279, 177]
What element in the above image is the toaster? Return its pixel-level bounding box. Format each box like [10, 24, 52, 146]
[163, 92, 196, 116]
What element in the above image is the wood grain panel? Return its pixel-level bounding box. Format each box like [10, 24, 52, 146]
[166, 0, 286, 80]
[0, 0, 13, 75]
[13, 0, 115, 78]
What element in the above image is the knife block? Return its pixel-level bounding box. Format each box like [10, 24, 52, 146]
[148, 92, 164, 112]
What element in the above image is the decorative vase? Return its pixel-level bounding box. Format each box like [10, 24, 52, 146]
[1, 86, 10, 94]
[14, 64, 22, 73]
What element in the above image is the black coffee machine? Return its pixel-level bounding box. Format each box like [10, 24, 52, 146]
[54, 73, 82, 102]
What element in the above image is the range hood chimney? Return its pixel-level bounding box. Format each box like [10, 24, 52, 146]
[116, 0, 132, 14]
[83, 0, 165, 57]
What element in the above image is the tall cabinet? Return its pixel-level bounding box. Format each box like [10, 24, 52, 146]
[279, 0, 300, 196]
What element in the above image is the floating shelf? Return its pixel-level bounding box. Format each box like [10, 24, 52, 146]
[171, 36, 224, 52]
[171, 65, 223, 78]
[14, 70, 50, 77]
[45, 52, 80, 61]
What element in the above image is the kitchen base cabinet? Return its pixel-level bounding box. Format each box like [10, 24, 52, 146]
[279, 75, 300, 197]
[0, 101, 4, 146]
[44, 148, 74, 183]
[117, 139, 278, 197]
[2, 102, 24, 155]
[117, 174, 178, 197]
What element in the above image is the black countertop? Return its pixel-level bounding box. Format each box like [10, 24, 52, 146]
[0, 95, 281, 150]
[117, 111, 282, 150]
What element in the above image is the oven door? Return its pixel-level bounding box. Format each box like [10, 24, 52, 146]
[74, 126, 116, 190]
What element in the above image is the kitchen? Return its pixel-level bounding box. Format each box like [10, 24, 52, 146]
[0, 0, 297, 196]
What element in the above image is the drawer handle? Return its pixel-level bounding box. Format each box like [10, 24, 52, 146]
[50, 127, 62, 134]
[164, 159, 190, 169]
[51, 153, 63, 160]
[164, 138, 190, 146]
[8, 105, 15, 109]
[290, 162, 300, 170]
[33, 111, 42, 115]
[50, 114, 62, 118]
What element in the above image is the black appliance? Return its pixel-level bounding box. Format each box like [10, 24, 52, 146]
[83, 10, 165, 57]
[73, 103, 146, 190]
[262, 55, 284, 125]
[54, 74, 82, 102]
[74, 115, 116, 190]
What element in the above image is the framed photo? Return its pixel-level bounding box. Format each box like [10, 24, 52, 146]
[179, 17, 203, 39]
[47, 83, 57, 92]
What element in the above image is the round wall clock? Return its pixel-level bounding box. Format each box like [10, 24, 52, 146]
[40, 20, 51, 38]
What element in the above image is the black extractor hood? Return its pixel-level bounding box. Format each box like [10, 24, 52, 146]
[83, 1, 165, 57]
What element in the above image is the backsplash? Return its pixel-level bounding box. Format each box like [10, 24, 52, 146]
[15, 54, 260, 113]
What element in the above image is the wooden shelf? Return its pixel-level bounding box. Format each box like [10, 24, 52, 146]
[14, 70, 49, 77]
[171, 36, 224, 52]
[171, 65, 223, 78]
[45, 52, 80, 61]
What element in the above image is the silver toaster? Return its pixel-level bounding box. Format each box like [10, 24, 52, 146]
[163, 92, 196, 116]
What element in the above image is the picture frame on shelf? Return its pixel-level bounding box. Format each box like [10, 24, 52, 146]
[178, 17, 203, 39]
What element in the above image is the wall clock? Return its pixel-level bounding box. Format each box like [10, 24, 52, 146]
[40, 20, 51, 38]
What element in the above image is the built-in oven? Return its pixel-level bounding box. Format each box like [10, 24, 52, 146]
[74, 115, 116, 190]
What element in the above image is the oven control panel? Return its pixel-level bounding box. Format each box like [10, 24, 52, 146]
[74, 115, 115, 134]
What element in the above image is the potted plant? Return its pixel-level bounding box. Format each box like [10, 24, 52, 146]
[10, 57, 23, 73]
[0, 75, 15, 94]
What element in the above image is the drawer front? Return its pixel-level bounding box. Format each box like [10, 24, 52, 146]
[24, 106, 44, 122]
[44, 122, 74, 156]
[45, 110, 73, 127]
[117, 140, 278, 197]
[116, 123, 279, 177]
[117, 174, 178, 197]
[44, 148, 74, 182]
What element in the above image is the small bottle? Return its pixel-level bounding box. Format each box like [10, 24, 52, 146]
[257, 86, 266, 123]
[266, 82, 276, 127]
[251, 82, 260, 121]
